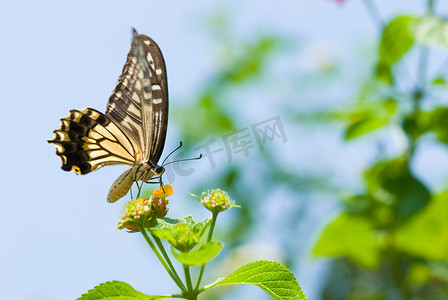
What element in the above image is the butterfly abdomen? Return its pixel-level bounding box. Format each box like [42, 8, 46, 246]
[107, 164, 157, 202]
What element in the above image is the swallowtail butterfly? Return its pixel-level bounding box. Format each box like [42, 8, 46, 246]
[48, 29, 169, 203]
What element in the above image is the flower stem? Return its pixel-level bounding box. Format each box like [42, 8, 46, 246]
[139, 225, 187, 293]
[194, 212, 218, 291]
[184, 264, 194, 292]
[152, 233, 186, 292]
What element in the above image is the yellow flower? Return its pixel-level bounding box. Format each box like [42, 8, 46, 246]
[152, 184, 174, 198]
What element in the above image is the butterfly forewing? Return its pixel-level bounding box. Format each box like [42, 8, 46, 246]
[105, 30, 168, 163]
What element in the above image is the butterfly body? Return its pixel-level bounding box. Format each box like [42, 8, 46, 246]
[108, 163, 164, 203]
[48, 29, 168, 202]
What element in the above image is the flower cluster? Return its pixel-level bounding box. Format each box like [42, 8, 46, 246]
[117, 185, 172, 231]
[200, 189, 238, 214]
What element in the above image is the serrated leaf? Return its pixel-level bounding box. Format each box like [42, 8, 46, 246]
[77, 281, 168, 300]
[412, 15, 448, 49]
[150, 216, 211, 252]
[171, 241, 224, 266]
[313, 213, 381, 268]
[208, 260, 307, 300]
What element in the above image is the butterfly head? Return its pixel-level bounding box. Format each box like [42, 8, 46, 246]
[155, 165, 165, 176]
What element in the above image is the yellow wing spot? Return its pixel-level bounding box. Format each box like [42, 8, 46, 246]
[89, 110, 101, 120]
[72, 166, 82, 174]
[55, 131, 70, 141]
[61, 119, 70, 130]
[72, 111, 83, 122]
[82, 143, 100, 150]
[59, 155, 67, 165]
[53, 143, 64, 154]
[82, 136, 97, 144]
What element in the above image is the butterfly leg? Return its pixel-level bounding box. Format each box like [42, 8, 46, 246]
[136, 181, 143, 198]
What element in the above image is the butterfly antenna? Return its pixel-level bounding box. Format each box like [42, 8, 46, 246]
[162, 154, 202, 167]
[161, 141, 183, 166]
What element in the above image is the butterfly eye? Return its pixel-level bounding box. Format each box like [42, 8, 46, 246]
[155, 166, 165, 175]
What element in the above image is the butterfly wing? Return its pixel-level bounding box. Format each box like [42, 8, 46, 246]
[48, 29, 168, 203]
[105, 29, 168, 164]
[48, 108, 142, 174]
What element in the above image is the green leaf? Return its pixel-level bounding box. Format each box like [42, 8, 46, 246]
[343, 98, 396, 140]
[365, 158, 430, 220]
[376, 15, 416, 83]
[313, 213, 381, 268]
[150, 216, 211, 252]
[208, 260, 307, 300]
[432, 76, 447, 85]
[223, 37, 280, 83]
[412, 15, 448, 49]
[395, 191, 448, 261]
[375, 60, 393, 84]
[422, 107, 448, 145]
[77, 281, 169, 300]
[379, 16, 416, 65]
[402, 114, 424, 142]
[345, 116, 389, 140]
[171, 241, 224, 266]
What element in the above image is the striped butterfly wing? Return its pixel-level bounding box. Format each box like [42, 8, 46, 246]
[48, 29, 168, 203]
[106, 29, 168, 164]
[48, 108, 142, 175]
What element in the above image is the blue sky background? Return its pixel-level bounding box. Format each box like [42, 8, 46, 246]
[2, 1, 448, 299]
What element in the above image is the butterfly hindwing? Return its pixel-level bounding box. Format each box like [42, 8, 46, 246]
[48, 108, 142, 174]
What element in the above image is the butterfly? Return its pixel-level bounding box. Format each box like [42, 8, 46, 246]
[48, 28, 169, 203]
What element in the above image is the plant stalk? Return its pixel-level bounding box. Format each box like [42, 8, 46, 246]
[194, 212, 218, 291]
[152, 234, 187, 292]
[139, 225, 187, 293]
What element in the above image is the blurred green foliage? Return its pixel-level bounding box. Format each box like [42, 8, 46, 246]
[171, 2, 448, 299]
[316, 3, 448, 300]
